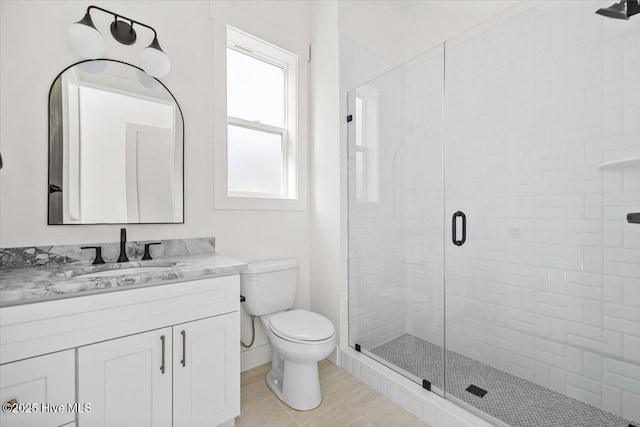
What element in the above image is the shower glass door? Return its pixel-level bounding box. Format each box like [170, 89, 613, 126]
[443, 2, 640, 426]
[347, 45, 446, 395]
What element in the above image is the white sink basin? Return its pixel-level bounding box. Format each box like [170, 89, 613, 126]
[77, 266, 172, 279]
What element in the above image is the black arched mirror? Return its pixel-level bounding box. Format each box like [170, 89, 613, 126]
[48, 60, 184, 224]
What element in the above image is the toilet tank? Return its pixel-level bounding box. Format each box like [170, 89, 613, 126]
[240, 259, 299, 316]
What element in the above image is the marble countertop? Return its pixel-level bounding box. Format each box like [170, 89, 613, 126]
[0, 253, 246, 307]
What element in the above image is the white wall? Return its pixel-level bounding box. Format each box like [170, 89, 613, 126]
[403, 0, 521, 57]
[309, 0, 341, 363]
[337, 1, 406, 65]
[337, 0, 521, 66]
[0, 0, 311, 370]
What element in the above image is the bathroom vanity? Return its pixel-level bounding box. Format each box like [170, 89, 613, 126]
[0, 239, 244, 427]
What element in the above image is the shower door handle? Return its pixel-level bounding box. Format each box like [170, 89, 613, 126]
[452, 211, 466, 246]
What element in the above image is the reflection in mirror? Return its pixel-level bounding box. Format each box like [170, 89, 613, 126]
[48, 60, 183, 224]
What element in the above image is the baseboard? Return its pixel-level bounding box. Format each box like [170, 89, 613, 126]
[327, 346, 338, 365]
[241, 343, 272, 372]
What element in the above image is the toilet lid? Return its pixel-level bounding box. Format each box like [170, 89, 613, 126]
[270, 310, 335, 341]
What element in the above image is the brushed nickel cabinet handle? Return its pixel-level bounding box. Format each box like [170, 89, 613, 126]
[160, 335, 166, 374]
[181, 330, 186, 367]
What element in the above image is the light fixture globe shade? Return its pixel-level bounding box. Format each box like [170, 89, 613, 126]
[136, 69, 161, 90]
[140, 38, 170, 78]
[78, 60, 108, 74]
[67, 15, 105, 59]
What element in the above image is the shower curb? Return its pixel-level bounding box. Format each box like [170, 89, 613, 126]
[340, 347, 498, 427]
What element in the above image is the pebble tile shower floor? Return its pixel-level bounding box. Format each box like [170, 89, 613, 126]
[370, 333, 635, 427]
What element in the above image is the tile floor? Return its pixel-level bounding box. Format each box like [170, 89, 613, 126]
[236, 359, 430, 427]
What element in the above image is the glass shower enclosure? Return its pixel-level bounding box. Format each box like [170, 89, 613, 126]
[347, 2, 640, 426]
[347, 44, 446, 396]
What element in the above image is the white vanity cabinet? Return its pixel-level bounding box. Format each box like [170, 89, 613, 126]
[173, 313, 240, 427]
[77, 313, 240, 427]
[78, 327, 174, 427]
[0, 275, 241, 427]
[0, 350, 75, 427]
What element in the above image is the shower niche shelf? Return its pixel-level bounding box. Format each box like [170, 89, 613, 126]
[597, 157, 640, 170]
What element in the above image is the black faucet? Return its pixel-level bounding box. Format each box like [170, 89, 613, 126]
[81, 246, 105, 265]
[117, 228, 129, 263]
[142, 242, 162, 260]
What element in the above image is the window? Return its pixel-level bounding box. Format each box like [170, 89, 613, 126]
[226, 27, 298, 200]
[354, 87, 379, 202]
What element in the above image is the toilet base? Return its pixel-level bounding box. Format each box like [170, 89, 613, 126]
[266, 353, 322, 411]
[259, 313, 335, 411]
[266, 368, 284, 400]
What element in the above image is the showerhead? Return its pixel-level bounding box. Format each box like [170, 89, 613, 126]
[596, 1, 628, 18]
[596, 0, 640, 19]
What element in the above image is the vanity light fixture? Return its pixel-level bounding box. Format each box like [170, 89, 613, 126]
[67, 5, 171, 78]
[67, 11, 105, 59]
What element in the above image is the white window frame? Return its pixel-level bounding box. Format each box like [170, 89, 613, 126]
[354, 86, 379, 203]
[216, 26, 304, 209]
[226, 117, 288, 199]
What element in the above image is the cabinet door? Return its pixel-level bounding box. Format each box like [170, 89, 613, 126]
[173, 312, 240, 427]
[0, 350, 75, 427]
[78, 328, 172, 427]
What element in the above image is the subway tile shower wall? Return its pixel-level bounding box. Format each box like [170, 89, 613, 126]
[444, 1, 639, 421]
[343, 0, 640, 424]
[403, 51, 445, 351]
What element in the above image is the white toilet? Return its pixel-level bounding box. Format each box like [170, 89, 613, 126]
[240, 259, 336, 411]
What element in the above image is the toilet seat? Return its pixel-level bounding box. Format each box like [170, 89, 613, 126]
[268, 309, 335, 343]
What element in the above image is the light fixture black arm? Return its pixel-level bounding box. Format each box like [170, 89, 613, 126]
[70, 4, 170, 77]
[85, 5, 157, 39]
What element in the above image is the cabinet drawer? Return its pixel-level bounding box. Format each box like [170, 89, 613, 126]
[2, 274, 240, 364]
[0, 350, 75, 427]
